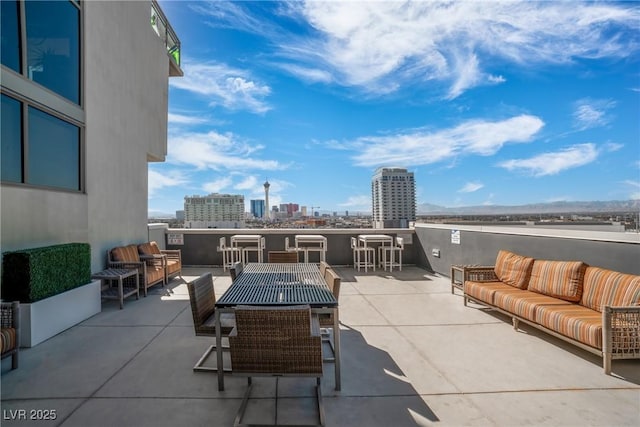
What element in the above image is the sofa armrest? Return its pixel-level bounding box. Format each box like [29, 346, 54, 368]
[139, 253, 166, 268]
[463, 266, 498, 282]
[160, 250, 181, 261]
[603, 306, 640, 356]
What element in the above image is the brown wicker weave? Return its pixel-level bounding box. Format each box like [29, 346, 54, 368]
[229, 305, 324, 426]
[1, 301, 20, 370]
[138, 241, 183, 282]
[230, 261, 243, 281]
[186, 273, 235, 372]
[267, 250, 299, 263]
[319, 268, 341, 363]
[107, 246, 165, 297]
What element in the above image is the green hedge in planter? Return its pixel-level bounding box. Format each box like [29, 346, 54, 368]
[1, 243, 91, 303]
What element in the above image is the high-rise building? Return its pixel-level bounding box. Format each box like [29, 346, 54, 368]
[250, 199, 265, 219]
[184, 193, 245, 228]
[263, 180, 271, 220]
[371, 167, 416, 229]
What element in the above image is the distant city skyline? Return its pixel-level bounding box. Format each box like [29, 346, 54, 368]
[149, 1, 640, 216]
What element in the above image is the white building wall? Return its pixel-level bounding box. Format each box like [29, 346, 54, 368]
[85, 1, 172, 270]
[1, 2, 177, 272]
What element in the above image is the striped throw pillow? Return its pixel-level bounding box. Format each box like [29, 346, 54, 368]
[528, 260, 587, 302]
[494, 250, 535, 289]
[581, 267, 640, 312]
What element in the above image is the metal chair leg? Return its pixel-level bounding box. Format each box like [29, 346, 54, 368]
[193, 344, 232, 372]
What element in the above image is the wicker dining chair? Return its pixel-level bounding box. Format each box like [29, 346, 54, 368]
[267, 250, 299, 263]
[319, 268, 341, 362]
[229, 305, 324, 427]
[230, 261, 243, 281]
[186, 272, 235, 372]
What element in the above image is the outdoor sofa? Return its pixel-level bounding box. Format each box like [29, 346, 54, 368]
[107, 244, 165, 296]
[463, 250, 640, 374]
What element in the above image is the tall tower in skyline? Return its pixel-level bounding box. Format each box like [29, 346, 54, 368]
[371, 167, 416, 229]
[263, 179, 271, 220]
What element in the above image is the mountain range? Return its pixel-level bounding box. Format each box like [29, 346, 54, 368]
[417, 200, 639, 216]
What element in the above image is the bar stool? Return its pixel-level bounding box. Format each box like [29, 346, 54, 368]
[351, 237, 375, 272]
[380, 236, 404, 272]
[217, 237, 240, 271]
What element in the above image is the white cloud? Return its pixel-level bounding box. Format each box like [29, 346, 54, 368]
[170, 61, 271, 114]
[350, 114, 544, 167]
[272, 1, 639, 98]
[338, 195, 371, 209]
[148, 169, 189, 198]
[202, 177, 233, 194]
[622, 180, 640, 200]
[459, 182, 484, 193]
[168, 130, 285, 172]
[498, 143, 599, 176]
[573, 98, 616, 130]
[168, 113, 208, 125]
[234, 176, 259, 191]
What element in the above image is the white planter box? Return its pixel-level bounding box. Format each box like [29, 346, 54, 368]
[19, 280, 101, 347]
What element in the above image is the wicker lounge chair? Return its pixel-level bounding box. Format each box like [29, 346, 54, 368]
[138, 241, 182, 282]
[108, 245, 165, 297]
[1, 301, 20, 370]
[186, 272, 235, 372]
[229, 305, 324, 426]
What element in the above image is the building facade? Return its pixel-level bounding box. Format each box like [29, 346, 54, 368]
[250, 199, 265, 219]
[184, 194, 245, 228]
[371, 167, 416, 229]
[1, 1, 182, 271]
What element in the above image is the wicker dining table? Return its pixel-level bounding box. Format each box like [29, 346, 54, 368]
[215, 263, 340, 391]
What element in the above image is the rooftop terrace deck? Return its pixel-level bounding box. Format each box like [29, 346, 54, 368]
[1, 266, 639, 426]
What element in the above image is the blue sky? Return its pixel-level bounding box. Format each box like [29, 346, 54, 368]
[149, 1, 640, 216]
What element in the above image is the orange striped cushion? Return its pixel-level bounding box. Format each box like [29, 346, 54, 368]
[464, 281, 513, 305]
[494, 250, 535, 289]
[1, 328, 17, 354]
[536, 304, 602, 349]
[494, 289, 572, 322]
[528, 260, 587, 302]
[581, 267, 640, 312]
[138, 241, 161, 256]
[111, 245, 140, 262]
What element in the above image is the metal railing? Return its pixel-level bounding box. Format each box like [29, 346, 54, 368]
[151, 1, 180, 68]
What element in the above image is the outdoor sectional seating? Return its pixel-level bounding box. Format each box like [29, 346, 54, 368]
[463, 250, 640, 374]
[108, 244, 165, 296]
[1, 301, 20, 371]
[138, 241, 183, 282]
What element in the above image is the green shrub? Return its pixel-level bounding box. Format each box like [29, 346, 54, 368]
[1, 243, 91, 303]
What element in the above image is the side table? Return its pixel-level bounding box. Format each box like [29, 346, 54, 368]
[451, 264, 494, 295]
[92, 268, 139, 309]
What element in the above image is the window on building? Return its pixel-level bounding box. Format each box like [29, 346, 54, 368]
[1, 94, 22, 182]
[1, 1, 83, 192]
[25, 0, 80, 104]
[1, 0, 21, 73]
[28, 106, 80, 190]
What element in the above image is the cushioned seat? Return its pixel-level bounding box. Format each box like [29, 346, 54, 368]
[536, 304, 603, 349]
[463, 281, 513, 305]
[494, 289, 572, 322]
[109, 244, 164, 296]
[138, 241, 182, 282]
[1, 301, 19, 370]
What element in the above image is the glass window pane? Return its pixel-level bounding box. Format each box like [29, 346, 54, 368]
[25, 0, 80, 104]
[28, 106, 80, 191]
[1, 95, 23, 183]
[1, 0, 21, 72]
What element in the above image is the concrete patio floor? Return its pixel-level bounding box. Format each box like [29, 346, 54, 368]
[1, 266, 639, 426]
